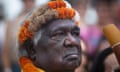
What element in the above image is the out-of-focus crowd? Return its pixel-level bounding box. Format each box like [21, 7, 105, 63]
[0, 0, 120, 72]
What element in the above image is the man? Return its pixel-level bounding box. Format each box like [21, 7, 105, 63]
[18, 0, 81, 72]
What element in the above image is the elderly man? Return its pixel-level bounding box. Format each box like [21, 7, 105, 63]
[18, 0, 81, 72]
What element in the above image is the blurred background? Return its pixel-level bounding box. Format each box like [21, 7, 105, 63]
[0, 0, 120, 72]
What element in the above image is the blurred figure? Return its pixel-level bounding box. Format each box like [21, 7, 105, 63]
[17, 0, 35, 24]
[91, 47, 119, 72]
[104, 52, 119, 72]
[93, 0, 114, 27]
[72, 0, 88, 25]
[72, 0, 102, 59]
[92, 0, 119, 53]
[3, 0, 35, 72]
[0, 4, 6, 72]
[110, 0, 120, 29]
[90, 0, 120, 71]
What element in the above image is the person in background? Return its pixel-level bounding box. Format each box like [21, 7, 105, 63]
[91, 0, 120, 71]
[92, 0, 119, 53]
[17, 0, 35, 24]
[91, 47, 120, 72]
[0, 4, 6, 72]
[2, 0, 35, 72]
[93, 0, 115, 27]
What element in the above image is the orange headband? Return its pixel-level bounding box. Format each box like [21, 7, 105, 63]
[48, 1, 66, 9]
[19, 21, 33, 44]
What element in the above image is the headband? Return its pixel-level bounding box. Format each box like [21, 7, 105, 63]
[18, 0, 80, 45]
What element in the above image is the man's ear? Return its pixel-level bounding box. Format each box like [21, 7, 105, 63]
[23, 39, 36, 61]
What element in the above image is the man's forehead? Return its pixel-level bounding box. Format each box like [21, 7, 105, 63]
[47, 19, 78, 31]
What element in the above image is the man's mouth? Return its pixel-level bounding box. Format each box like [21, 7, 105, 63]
[63, 46, 81, 61]
[63, 53, 79, 61]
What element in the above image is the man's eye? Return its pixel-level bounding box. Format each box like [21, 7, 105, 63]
[54, 31, 65, 36]
[72, 31, 79, 36]
[50, 31, 65, 39]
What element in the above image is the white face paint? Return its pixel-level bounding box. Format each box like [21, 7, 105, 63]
[18, 29, 43, 57]
[33, 30, 43, 45]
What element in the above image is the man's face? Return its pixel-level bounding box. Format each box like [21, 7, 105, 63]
[32, 19, 81, 72]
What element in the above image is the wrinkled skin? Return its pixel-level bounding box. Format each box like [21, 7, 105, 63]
[28, 19, 81, 72]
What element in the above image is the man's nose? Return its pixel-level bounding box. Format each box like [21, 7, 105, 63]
[64, 34, 78, 47]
